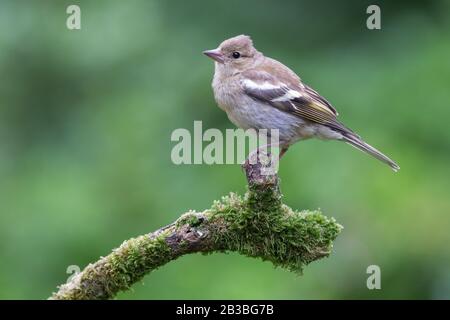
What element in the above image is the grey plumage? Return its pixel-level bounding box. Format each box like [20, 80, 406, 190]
[204, 35, 400, 171]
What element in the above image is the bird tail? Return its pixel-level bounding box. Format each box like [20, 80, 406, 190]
[341, 133, 400, 172]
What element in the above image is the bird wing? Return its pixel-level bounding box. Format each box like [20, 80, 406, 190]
[241, 68, 354, 135]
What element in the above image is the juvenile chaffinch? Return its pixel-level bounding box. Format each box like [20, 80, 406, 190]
[203, 35, 399, 171]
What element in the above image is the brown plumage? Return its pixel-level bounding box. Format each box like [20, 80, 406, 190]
[204, 35, 400, 171]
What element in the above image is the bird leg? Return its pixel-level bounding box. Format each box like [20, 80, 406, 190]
[279, 146, 289, 159]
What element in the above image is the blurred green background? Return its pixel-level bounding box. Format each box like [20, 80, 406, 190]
[0, 0, 449, 299]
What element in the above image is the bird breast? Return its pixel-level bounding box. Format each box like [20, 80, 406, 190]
[212, 79, 310, 145]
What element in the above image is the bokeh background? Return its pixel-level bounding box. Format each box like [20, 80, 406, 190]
[0, 0, 449, 299]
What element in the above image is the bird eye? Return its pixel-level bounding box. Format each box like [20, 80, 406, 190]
[232, 51, 241, 59]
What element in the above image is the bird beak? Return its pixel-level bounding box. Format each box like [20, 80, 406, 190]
[203, 48, 224, 64]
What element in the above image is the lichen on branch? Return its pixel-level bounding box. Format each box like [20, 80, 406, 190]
[50, 160, 342, 300]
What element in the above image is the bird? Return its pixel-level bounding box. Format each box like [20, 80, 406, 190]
[203, 35, 400, 171]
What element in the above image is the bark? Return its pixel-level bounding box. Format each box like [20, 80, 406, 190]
[50, 160, 342, 300]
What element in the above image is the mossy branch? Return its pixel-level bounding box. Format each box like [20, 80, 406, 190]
[50, 160, 342, 300]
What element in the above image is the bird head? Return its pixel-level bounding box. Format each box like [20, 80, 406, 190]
[203, 35, 261, 73]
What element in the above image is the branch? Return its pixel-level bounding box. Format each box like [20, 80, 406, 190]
[50, 160, 342, 300]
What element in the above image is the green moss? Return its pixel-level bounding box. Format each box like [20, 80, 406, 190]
[176, 210, 203, 227]
[51, 181, 343, 300]
[109, 235, 172, 286]
[70, 233, 173, 299]
[205, 192, 342, 273]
